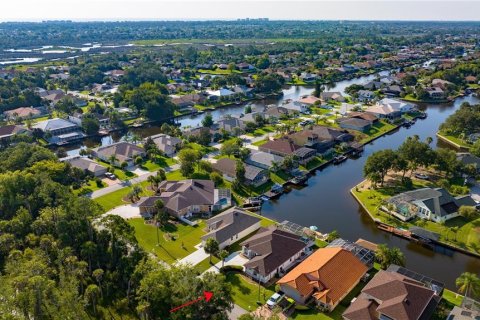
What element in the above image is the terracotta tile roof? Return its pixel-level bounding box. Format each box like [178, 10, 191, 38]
[277, 247, 368, 306]
[259, 139, 300, 156]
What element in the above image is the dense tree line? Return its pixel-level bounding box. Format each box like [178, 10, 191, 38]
[440, 102, 480, 137]
[0, 143, 233, 319]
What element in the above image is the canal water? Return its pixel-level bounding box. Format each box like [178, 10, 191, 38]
[260, 94, 480, 290]
[67, 71, 479, 288]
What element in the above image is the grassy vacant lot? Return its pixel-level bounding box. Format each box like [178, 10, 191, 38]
[251, 125, 276, 137]
[437, 132, 471, 149]
[73, 179, 106, 195]
[352, 182, 480, 254]
[226, 272, 276, 311]
[140, 156, 177, 171]
[129, 218, 206, 264]
[94, 181, 153, 211]
[358, 120, 397, 144]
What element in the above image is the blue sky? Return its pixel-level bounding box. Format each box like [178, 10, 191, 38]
[2, 1, 480, 22]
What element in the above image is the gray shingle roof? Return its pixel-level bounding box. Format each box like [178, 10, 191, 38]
[241, 226, 308, 277]
[201, 207, 261, 244]
[33, 118, 78, 132]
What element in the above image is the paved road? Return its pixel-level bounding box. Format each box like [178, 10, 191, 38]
[88, 164, 180, 199]
[228, 304, 248, 320]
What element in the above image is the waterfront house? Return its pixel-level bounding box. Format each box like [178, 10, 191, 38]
[348, 112, 379, 124]
[92, 142, 145, 167]
[207, 88, 236, 101]
[3, 106, 43, 120]
[212, 158, 270, 187]
[171, 93, 206, 111]
[300, 72, 317, 82]
[287, 126, 354, 154]
[432, 78, 453, 90]
[381, 84, 403, 97]
[277, 247, 368, 310]
[386, 187, 478, 223]
[149, 133, 182, 157]
[320, 92, 345, 103]
[245, 150, 284, 170]
[241, 226, 313, 284]
[337, 117, 372, 132]
[137, 179, 231, 219]
[426, 86, 445, 99]
[298, 95, 321, 106]
[366, 98, 413, 120]
[33, 118, 84, 145]
[343, 269, 441, 320]
[0, 125, 28, 142]
[282, 100, 309, 114]
[201, 207, 261, 249]
[259, 139, 316, 165]
[64, 156, 108, 177]
[216, 117, 246, 134]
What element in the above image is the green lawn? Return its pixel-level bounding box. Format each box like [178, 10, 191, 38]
[270, 170, 291, 185]
[73, 179, 106, 195]
[96, 160, 137, 181]
[291, 308, 345, 320]
[437, 132, 471, 149]
[301, 157, 325, 171]
[251, 139, 269, 147]
[443, 289, 463, 307]
[359, 121, 397, 144]
[193, 256, 221, 274]
[129, 218, 207, 264]
[226, 272, 276, 311]
[352, 184, 480, 254]
[94, 181, 152, 211]
[251, 126, 276, 137]
[140, 156, 177, 171]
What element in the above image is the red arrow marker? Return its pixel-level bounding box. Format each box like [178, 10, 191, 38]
[169, 291, 214, 313]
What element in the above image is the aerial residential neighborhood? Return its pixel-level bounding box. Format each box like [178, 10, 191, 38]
[0, 5, 480, 320]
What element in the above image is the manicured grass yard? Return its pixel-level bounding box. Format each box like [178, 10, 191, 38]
[140, 156, 177, 171]
[226, 272, 276, 311]
[359, 120, 397, 144]
[96, 160, 137, 181]
[193, 256, 221, 274]
[129, 218, 207, 264]
[437, 132, 471, 149]
[270, 170, 292, 185]
[252, 139, 269, 147]
[73, 179, 106, 195]
[94, 181, 152, 211]
[443, 289, 463, 307]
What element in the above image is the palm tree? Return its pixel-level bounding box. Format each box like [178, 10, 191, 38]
[84, 284, 101, 315]
[204, 238, 219, 263]
[219, 250, 229, 268]
[375, 244, 406, 269]
[154, 199, 167, 245]
[456, 272, 480, 298]
[108, 154, 118, 166]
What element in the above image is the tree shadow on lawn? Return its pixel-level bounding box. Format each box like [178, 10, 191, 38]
[227, 272, 253, 295]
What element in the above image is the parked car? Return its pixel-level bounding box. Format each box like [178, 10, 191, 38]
[266, 292, 285, 309]
[414, 173, 429, 180]
[105, 172, 117, 180]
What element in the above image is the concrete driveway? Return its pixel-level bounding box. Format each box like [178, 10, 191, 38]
[103, 204, 141, 219]
[176, 244, 209, 266]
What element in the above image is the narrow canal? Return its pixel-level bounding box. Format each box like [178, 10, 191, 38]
[260, 94, 480, 290]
